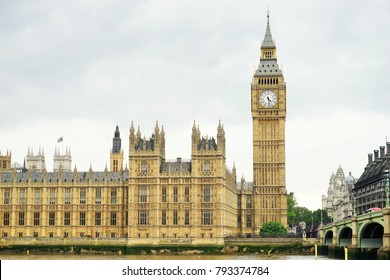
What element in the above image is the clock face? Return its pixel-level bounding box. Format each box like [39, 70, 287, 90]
[259, 90, 277, 108]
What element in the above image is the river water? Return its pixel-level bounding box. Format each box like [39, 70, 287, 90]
[0, 253, 331, 260]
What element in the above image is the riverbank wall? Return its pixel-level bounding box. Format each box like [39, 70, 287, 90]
[0, 237, 317, 256]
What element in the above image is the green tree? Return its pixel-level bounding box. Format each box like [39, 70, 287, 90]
[259, 221, 288, 237]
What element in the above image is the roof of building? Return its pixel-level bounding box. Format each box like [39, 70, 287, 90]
[261, 12, 276, 49]
[355, 156, 390, 188]
[0, 171, 129, 184]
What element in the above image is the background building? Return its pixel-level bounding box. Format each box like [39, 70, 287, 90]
[354, 143, 390, 214]
[322, 166, 355, 221]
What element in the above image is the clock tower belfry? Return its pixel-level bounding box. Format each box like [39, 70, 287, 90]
[251, 12, 287, 229]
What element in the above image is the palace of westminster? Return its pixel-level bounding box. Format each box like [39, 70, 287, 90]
[0, 15, 288, 244]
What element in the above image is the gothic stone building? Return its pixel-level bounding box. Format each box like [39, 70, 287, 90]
[0, 14, 287, 243]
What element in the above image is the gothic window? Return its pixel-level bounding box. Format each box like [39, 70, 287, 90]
[185, 186, 190, 202]
[246, 214, 252, 228]
[33, 212, 40, 226]
[80, 188, 86, 205]
[79, 212, 86, 226]
[4, 189, 10, 205]
[173, 187, 178, 202]
[95, 212, 101, 226]
[95, 189, 102, 204]
[161, 186, 167, 203]
[18, 212, 25, 226]
[185, 210, 190, 225]
[111, 188, 117, 204]
[138, 209, 149, 225]
[202, 186, 212, 203]
[49, 189, 56, 205]
[173, 210, 178, 225]
[141, 161, 148, 173]
[33, 189, 40, 205]
[3, 212, 10, 226]
[64, 189, 71, 205]
[139, 186, 149, 203]
[19, 189, 26, 205]
[49, 212, 55, 226]
[64, 212, 71, 226]
[110, 211, 117, 226]
[246, 195, 252, 209]
[203, 161, 211, 173]
[161, 210, 167, 225]
[201, 209, 213, 225]
[113, 159, 118, 172]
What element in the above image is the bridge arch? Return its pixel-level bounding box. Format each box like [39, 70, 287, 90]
[324, 230, 333, 245]
[338, 226, 352, 246]
[359, 222, 384, 248]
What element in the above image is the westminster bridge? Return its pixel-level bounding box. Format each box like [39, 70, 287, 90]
[319, 208, 390, 259]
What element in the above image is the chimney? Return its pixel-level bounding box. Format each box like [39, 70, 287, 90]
[380, 146, 385, 157]
[368, 153, 373, 164]
[374, 150, 379, 160]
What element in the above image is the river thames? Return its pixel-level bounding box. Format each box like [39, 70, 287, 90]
[0, 253, 331, 260]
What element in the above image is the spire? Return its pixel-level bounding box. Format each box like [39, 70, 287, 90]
[130, 121, 135, 135]
[114, 125, 120, 138]
[261, 9, 276, 49]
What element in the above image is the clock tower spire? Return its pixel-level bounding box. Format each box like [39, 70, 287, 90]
[250, 12, 287, 231]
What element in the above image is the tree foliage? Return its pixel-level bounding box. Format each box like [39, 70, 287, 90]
[287, 194, 332, 227]
[259, 221, 288, 237]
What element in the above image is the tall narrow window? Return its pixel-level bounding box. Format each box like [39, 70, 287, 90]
[246, 214, 252, 228]
[4, 188, 10, 205]
[49, 212, 55, 226]
[64, 189, 71, 205]
[79, 212, 86, 226]
[110, 211, 117, 226]
[173, 187, 178, 203]
[185, 210, 190, 225]
[161, 186, 166, 203]
[64, 212, 71, 226]
[185, 187, 190, 202]
[49, 189, 56, 205]
[246, 195, 252, 209]
[138, 186, 148, 203]
[18, 212, 25, 226]
[19, 189, 26, 205]
[95, 212, 101, 226]
[34, 189, 41, 205]
[161, 210, 167, 225]
[80, 188, 86, 204]
[111, 188, 117, 204]
[3, 212, 10, 226]
[173, 210, 178, 225]
[33, 212, 40, 226]
[113, 159, 118, 172]
[202, 186, 212, 203]
[141, 161, 148, 173]
[203, 161, 211, 173]
[95, 189, 102, 204]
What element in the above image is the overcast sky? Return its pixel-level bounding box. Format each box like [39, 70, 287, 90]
[1, 0, 390, 211]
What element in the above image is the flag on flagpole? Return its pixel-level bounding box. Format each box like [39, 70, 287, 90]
[57, 137, 63, 143]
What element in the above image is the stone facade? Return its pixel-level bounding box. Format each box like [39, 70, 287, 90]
[250, 13, 288, 229]
[322, 166, 355, 221]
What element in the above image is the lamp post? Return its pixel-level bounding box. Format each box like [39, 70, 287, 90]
[384, 169, 389, 208]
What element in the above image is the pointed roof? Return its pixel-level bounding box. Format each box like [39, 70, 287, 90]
[261, 11, 276, 49]
[114, 125, 120, 138]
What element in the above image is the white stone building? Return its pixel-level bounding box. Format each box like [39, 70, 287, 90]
[322, 166, 356, 221]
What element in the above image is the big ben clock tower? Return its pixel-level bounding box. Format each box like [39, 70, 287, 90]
[251, 12, 287, 230]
